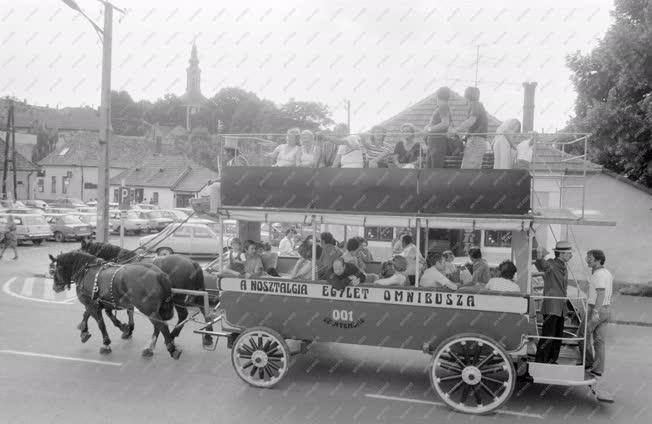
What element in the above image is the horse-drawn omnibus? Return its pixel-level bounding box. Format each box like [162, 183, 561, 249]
[187, 134, 615, 415]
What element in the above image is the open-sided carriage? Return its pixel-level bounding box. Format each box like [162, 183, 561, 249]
[186, 147, 615, 415]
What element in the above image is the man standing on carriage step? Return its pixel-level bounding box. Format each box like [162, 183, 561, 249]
[534, 241, 573, 364]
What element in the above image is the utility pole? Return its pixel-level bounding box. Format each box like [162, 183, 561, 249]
[2, 99, 11, 199]
[11, 112, 17, 201]
[96, 3, 113, 242]
[346, 100, 351, 134]
[474, 45, 480, 87]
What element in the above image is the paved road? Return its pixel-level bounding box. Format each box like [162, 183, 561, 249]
[1, 243, 650, 424]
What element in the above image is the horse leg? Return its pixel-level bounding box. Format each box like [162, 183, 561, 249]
[142, 327, 159, 357]
[103, 308, 132, 340]
[89, 305, 112, 355]
[150, 313, 182, 360]
[198, 305, 215, 347]
[126, 308, 135, 339]
[78, 310, 92, 343]
[170, 305, 188, 339]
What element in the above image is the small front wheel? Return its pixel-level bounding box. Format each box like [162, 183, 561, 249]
[32, 239, 43, 246]
[54, 232, 65, 242]
[231, 327, 290, 388]
[429, 333, 515, 415]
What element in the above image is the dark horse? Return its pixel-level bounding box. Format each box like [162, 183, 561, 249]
[79, 240, 214, 353]
[50, 251, 182, 359]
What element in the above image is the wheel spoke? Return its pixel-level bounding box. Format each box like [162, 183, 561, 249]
[473, 342, 483, 365]
[461, 384, 470, 403]
[446, 380, 464, 397]
[267, 360, 281, 371]
[258, 336, 263, 350]
[479, 381, 498, 399]
[463, 342, 471, 365]
[268, 341, 279, 352]
[258, 367, 265, 380]
[439, 375, 463, 382]
[237, 347, 252, 356]
[476, 352, 496, 369]
[482, 375, 507, 385]
[446, 349, 467, 369]
[481, 365, 506, 375]
[249, 365, 258, 377]
[439, 361, 463, 373]
[472, 386, 483, 406]
[238, 353, 252, 360]
[248, 338, 258, 352]
[262, 339, 272, 352]
[242, 360, 253, 369]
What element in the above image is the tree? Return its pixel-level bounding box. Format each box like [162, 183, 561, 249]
[111, 91, 146, 136]
[278, 100, 334, 130]
[567, 0, 652, 188]
[31, 124, 57, 163]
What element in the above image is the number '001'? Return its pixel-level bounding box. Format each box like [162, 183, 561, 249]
[332, 310, 353, 321]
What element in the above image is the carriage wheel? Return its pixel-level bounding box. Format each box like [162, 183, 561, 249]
[231, 327, 290, 388]
[430, 334, 515, 415]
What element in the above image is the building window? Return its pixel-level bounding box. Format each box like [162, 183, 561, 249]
[37, 179, 44, 193]
[51, 176, 56, 193]
[152, 192, 159, 204]
[62, 176, 69, 194]
[484, 230, 512, 248]
[364, 226, 394, 242]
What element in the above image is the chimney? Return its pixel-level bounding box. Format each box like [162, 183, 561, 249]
[522, 82, 537, 133]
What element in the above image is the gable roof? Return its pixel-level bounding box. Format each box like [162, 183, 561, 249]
[1, 99, 99, 131]
[530, 143, 603, 174]
[373, 90, 502, 138]
[110, 154, 218, 192]
[38, 131, 160, 168]
[0, 138, 39, 172]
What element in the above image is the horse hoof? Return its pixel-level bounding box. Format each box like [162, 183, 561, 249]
[142, 348, 154, 357]
[120, 324, 130, 333]
[76, 322, 84, 331]
[121, 331, 132, 340]
[99, 346, 112, 355]
[203, 336, 214, 347]
[80, 332, 91, 343]
[171, 349, 182, 360]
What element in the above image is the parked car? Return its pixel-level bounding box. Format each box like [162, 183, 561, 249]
[3, 208, 45, 215]
[46, 197, 87, 209]
[22, 199, 48, 210]
[159, 209, 188, 223]
[137, 210, 174, 233]
[0, 200, 26, 209]
[132, 203, 160, 210]
[0, 213, 52, 245]
[174, 208, 194, 216]
[86, 200, 119, 209]
[138, 222, 231, 257]
[108, 210, 148, 235]
[75, 206, 96, 213]
[75, 213, 97, 237]
[45, 207, 76, 214]
[45, 213, 93, 242]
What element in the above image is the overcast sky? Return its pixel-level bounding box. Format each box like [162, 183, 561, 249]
[2, 0, 615, 132]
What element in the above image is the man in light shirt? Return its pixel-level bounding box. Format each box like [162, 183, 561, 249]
[486, 260, 521, 292]
[400, 234, 425, 285]
[278, 228, 297, 256]
[421, 252, 458, 290]
[578, 249, 613, 377]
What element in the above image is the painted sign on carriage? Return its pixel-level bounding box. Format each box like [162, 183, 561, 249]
[220, 278, 528, 314]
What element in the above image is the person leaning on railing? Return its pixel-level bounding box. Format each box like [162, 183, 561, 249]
[298, 129, 321, 168]
[534, 241, 572, 364]
[390, 123, 424, 169]
[448, 86, 490, 169]
[269, 128, 301, 167]
[492, 119, 522, 170]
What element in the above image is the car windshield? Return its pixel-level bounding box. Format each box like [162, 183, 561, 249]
[22, 216, 47, 225]
[79, 215, 96, 224]
[62, 215, 83, 224]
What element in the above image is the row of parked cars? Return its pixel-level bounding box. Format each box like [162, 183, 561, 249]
[0, 198, 199, 245]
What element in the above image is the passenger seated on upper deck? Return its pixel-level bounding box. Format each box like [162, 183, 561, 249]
[391, 123, 424, 169]
[341, 237, 365, 271]
[327, 257, 366, 290]
[270, 128, 301, 167]
[298, 130, 321, 168]
[420, 252, 458, 290]
[373, 255, 409, 286]
[290, 242, 323, 280]
[486, 260, 521, 292]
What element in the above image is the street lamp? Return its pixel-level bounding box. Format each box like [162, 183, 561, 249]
[61, 0, 125, 242]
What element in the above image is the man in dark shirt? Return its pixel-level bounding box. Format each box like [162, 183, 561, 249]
[448, 86, 490, 169]
[424, 86, 452, 168]
[327, 257, 366, 290]
[535, 241, 573, 364]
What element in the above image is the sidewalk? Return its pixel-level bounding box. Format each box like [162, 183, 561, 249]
[610, 293, 652, 326]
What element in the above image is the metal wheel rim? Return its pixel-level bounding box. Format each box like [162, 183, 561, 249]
[232, 329, 289, 388]
[157, 248, 172, 256]
[430, 336, 514, 415]
[54, 232, 64, 242]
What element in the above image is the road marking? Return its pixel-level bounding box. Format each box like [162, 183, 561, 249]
[21, 277, 34, 296]
[364, 393, 544, 419]
[42, 279, 55, 300]
[0, 350, 122, 366]
[2, 277, 77, 305]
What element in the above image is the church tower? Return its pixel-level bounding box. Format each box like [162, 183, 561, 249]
[181, 42, 206, 130]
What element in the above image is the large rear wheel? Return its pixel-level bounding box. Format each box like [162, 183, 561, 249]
[429, 334, 515, 415]
[231, 327, 290, 388]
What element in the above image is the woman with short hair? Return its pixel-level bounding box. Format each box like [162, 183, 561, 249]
[391, 123, 423, 168]
[270, 128, 301, 167]
[298, 130, 321, 168]
[374, 255, 409, 286]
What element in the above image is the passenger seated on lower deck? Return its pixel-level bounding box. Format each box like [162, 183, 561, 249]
[290, 243, 322, 280]
[420, 252, 458, 290]
[257, 242, 279, 277]
[373, 255, 409, 286]
[225, 240, 265, 278]
[486, 260, 521, 292]
[442, 250, 460, 282]
[318, 232, 342, 279]
[341, 238, 365, 271]
[327, 257, 366, 290]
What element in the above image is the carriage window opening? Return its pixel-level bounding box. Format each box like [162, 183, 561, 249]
[484, 231, 512, 248]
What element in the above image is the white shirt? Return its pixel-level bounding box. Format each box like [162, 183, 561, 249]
[486, 277, 521, 292]
[274, 145, 299, 167]
[588, 267, 613, 306]
[337, 135, 364, 168]
[278, 236, 294, 256]
[421, 267, 456, 290]
[401, 244, 423, 276]
[375, 273, 408, 286]
[299, 146, 317, 167]
[516, 139, 533, 162]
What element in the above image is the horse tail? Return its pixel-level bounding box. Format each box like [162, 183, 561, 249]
[157, 273, 175, 321]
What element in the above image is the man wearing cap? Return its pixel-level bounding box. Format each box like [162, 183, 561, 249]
[534, 241, 573, 364]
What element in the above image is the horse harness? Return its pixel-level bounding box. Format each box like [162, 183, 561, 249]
[76, 262, 124, 309]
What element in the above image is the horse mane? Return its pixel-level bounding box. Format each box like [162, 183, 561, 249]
[84, 241, 135, 262]
[56, 251, 101, 283]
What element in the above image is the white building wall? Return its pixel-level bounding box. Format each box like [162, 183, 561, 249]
[37, 165, 127, 202]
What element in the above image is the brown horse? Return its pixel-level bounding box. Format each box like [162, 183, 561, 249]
[50, 251, 182, 359]
[79, 240, 215, 352]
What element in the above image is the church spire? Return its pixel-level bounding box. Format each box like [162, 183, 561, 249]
[185, 42, 202, 103]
